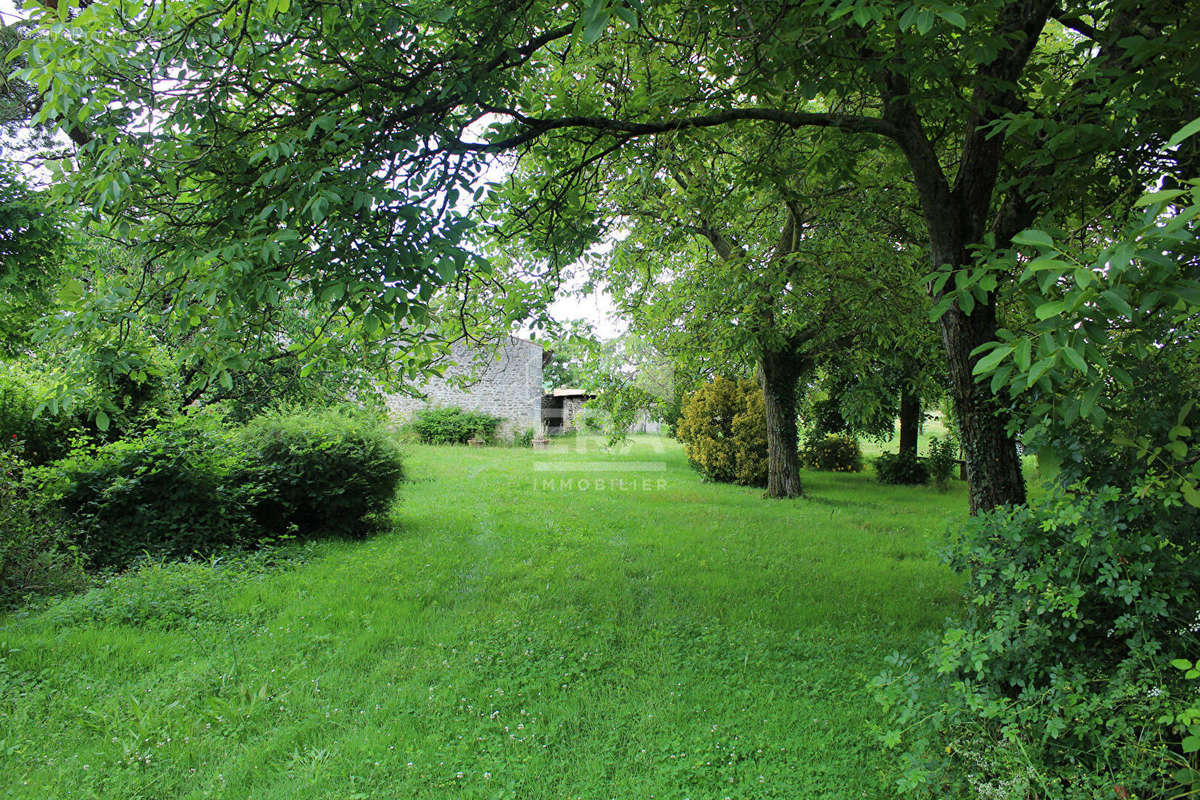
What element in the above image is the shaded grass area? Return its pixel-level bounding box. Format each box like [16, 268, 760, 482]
[0, 436, 966, 798]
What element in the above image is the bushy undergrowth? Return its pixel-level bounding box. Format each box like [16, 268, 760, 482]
[411, 406, 502, 445]
[56, 411, 255, 569]
[0, 366, 85, 464]
[873, 451, 929, 485]
[240, 408, 404, 539]
[56, 409, 404, 570]
[0, 442, 86, 607]
[675, 377, 767, 487]
[926, 435, 958, 490]
[872, 484, 1200, 799]
[802, 433, 863, 473]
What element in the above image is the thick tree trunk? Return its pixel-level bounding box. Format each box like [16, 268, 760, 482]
[757, 351, 806, 499]
[898, 387, 920, 456]
[883, 104, 1030, 514]
[938, 302, 1026, 515]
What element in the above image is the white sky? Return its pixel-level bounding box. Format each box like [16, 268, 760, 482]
[545, 277, 625, 340]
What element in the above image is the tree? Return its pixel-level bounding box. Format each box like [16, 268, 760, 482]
[0, 168, 66, 356]
[23, 0, 1200, 511]
[972, 126, 1200, 507]
[496, 127, 935, 497]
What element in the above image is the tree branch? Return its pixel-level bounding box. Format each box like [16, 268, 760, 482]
[448, 107, 900, 152]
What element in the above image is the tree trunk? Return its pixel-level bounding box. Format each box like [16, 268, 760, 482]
[883, 107, 1030, 514]
[938, 302, 1026, 515]
[757, 351, 806, 499]
[898, 387, 919, 456]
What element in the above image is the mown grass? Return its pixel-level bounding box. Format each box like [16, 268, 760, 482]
[0, 435, 967, 799]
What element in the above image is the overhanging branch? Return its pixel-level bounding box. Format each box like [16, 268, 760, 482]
[449, 107, 900, 153]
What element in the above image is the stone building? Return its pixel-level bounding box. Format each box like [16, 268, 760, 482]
[385, 336, 547, 433]
[541, 388, 594, 433]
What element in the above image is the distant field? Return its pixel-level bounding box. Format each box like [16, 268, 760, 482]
[0, 435, 967, 799]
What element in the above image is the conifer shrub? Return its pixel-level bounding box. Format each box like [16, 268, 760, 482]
[675, 377, 768, 487]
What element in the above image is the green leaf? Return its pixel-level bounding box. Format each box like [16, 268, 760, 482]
[219, 370, 234, 390]
[1014, 338, 1032, 371]
[914, 9, 934, 35]
[612, 4, 637, 26]
[972, 345, 1013, 376]
[1080, 382, 1102, 418]
[1035, 301, 1065, 320]
[1101, 289, 1133, 318]
[939, 10, 966, 29]
[1177, 399, 1195, 426]
[1012, 229, 1055, 249]
[94, 410, 110, 432]
[1037, 448, 1062, 479]
[320, 283, 345, 304]
[1184, 735, 1200, 754]
[1028, 357, 1055, 386]
[58, 278, 85, 304]
[1167, 117, 1200, 148]
[1135, 189, 1185, 207]
[957, 285, 975, 315]
[1182, 481, 1200, 508]
[1061, 346, 1087, 375]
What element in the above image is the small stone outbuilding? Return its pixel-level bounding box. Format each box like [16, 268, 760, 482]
[385, 336, 548, 434]
[540, 388, 594, 433]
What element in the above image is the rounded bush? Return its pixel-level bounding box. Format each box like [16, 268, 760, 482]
[240, 408, 404, 539]
[56, 411, 255, 569]
[411, 406, 502, 445]
[675, 377, 768, 487]
[57, 408, 405, 570]
[802, 433, 863, 472]
[873, 451, 929, 485]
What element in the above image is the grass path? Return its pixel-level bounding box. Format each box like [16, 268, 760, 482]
[0, 436, 966, 798]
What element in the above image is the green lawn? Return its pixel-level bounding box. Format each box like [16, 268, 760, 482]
[0, 435, 967, 799]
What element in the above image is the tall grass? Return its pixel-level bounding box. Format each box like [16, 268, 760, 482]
[0, 435, 966, 798]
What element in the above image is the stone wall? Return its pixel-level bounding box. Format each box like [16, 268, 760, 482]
[385, 337, 545, 434]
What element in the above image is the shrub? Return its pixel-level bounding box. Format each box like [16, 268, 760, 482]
[56, 411, 257, 569]
[872, 484, 1200, 798]
[513, 427, 535, 448]
[0, 441, 87, 607]
[730, 388, 769, 486]
[56, 408, 404, 570]
[240, 408, 404, 539]
[802, 433, 863, 472]
[0, 365, 86, 464]
[411, 406, 503, 445]
[926, 435, 958, 490]
[873, 451, 929, 485]
[675, 377, 767, 487]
